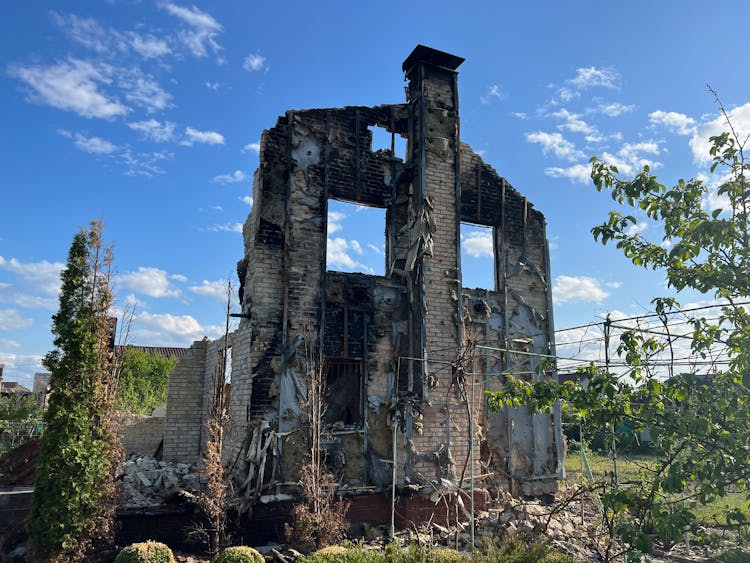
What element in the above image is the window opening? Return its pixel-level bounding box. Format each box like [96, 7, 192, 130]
[460, 222, 496, 290]
[326, 199, 385, 276]
[368, 125, 406, 160]
[323, 358, 364, 427]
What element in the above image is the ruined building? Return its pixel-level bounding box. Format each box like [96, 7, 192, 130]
[164, 45, 563, 524]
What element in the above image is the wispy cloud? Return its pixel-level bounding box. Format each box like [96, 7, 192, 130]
[593, 102, 636, 117]
[241, 196, 253, 206]
[567, 66, 619, 90]
[120, 149, 171, 177]
[553, 108, 597, 135]
[480, 84, 505, 105]
[206, 222, 243, 234]
[243, 53, 266, 72]
[242, 141, 260, 153]
[73, 132, 118, 154]
[11, 58, 128, 119]
[117, 68, 173, 113]
[212, 170, 248, 184]
[163, 3, 223, 59]
[0, 256, 64, 296]
[181, 126, 225, 146]
[327, 210, 345, 234]
[0, 309, 34, 331]
[128, 119, 176, 142]
[602, 141, 661, 175]
[526, 131, 584, 161]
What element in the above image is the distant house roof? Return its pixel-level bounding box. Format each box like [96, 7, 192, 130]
[114, 345, 190, 360]
[0, 381, 32, 394]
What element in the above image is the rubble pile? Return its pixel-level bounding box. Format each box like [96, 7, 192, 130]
[121, 455, 200, 507]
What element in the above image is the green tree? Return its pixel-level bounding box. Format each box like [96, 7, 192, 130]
[0, 394, 43, 455]
[116, 348, 176, 415]
[488, 97, 750, 559]
[29, 221, 121, 562]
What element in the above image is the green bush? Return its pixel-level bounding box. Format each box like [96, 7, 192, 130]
[114, 541, 175, 563]
[478, 538, 574, 563]
[211, 545, 265, 563]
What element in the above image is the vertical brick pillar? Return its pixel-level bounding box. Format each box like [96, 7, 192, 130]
[403, 46, 471, 479]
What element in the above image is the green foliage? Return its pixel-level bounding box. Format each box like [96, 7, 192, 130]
[211, 546, 264, 563]
[117, 348, 176, 415]
[487, 99, 750, 557]
[0, 394, 43, 455]
[28, 221, 120, 562]
[297, 541, 573, 563]
[114, 541, 176, 563]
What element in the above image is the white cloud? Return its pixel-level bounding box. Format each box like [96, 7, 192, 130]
[689, 102, 750, 164]
[120, 149, 171, 177]
[205, 81, 220, 90]
[649, 110, 696, 136]
[602, 141, 661, 175]
[625, 221, 648, 236]
[189, 279, 228, 301]
[553, 275, 609, 303]
[118, 267, 181, 298]
[128, 32, 171, 59]
[326, 237, 373, 272]
[11, 58, 128, 119]
[327, 210, 345, 234]
[243, 53, 266, 72]
[117, 69, 173, 113]
[350, 240, 363, 255]
[0, 353, 44, 390]
[567, 66, 619, 90]
[206, 222, 243, 234]
[213, 170, 248, 184]
[128, 119, 176, 142]
[480, 84, 505, 105]
[526, 131, 584, 161]
[169, 273, 188, 282]
[367, 243, 383, 255]
[594, 102, 636, 117]
[544, 164, 592, 184]
[241, 196, 253, 206]
[462, 230, 494, 259]
[0, 309, 34, 331]
[0, 256, 64, 296]
[73, 132, 117, 154]
[135, 311, 223, 345]
[0, 283, 57, 310]
[553, 109, 597, 135]
[243, 142, 261, 153]
[164, 3, 222, 58]
[181, 126, 225, 146]
[605, 281, 622, 289]
[51, 12, 171, 60]
[51, 12, 113, 54]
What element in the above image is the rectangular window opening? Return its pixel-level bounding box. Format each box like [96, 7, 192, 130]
[323, 358, 364, 427]
[460, 222, 496, 290]
[327, 198, 385, 276]
[369, 125, 406, 161]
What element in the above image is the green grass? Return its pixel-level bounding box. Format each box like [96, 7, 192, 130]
[564, 451, 750, 526]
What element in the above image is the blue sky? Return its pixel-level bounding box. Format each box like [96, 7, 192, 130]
[2, 1, 748, 388]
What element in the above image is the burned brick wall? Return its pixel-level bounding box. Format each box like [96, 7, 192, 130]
[164, 45, 562, 509]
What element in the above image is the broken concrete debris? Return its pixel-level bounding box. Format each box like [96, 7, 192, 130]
[162, 44, 563, 526]
[121, 455, 199, 508]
